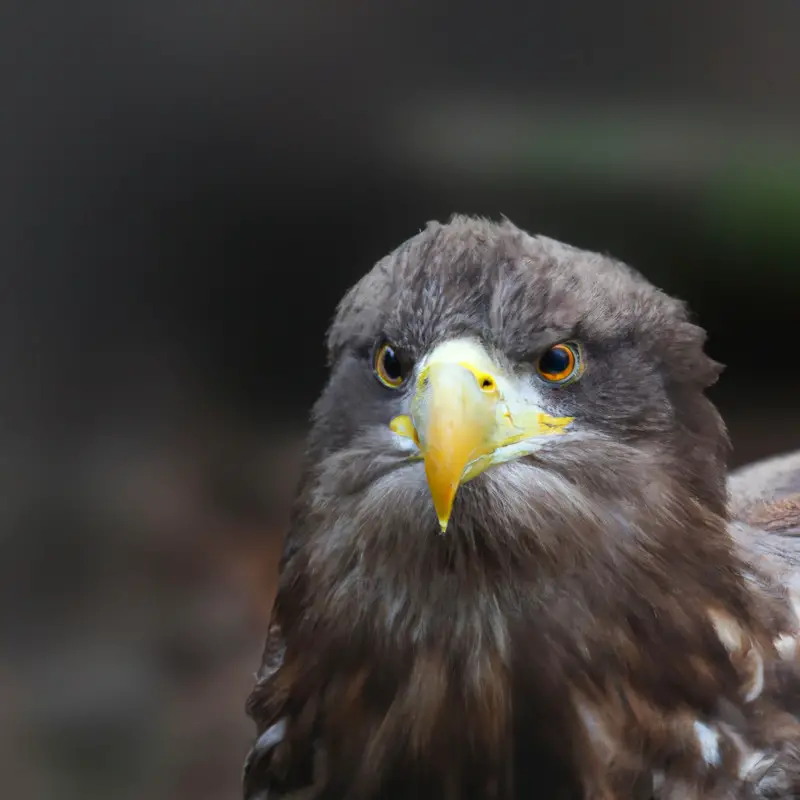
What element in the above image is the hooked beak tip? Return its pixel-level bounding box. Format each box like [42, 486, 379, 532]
[425, 458, 458, 533]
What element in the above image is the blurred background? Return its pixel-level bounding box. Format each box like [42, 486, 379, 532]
[2, 2, 799, 798]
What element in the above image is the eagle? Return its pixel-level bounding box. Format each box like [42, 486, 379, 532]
[244, 216, 800, 799]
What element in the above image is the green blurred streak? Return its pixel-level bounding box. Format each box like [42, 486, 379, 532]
[701, 161, 800, 262]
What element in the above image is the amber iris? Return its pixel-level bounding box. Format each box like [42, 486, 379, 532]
[374, 342, 406, 388]
[536, 343, 581, 384]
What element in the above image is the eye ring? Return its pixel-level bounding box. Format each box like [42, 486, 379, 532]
[536, 342, 583, 385]
[374, 342, 406, 388]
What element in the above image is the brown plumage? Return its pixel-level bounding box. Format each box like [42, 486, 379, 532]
[244, 217, 800, 799]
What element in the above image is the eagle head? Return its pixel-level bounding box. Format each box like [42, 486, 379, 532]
[245, 217, 800, 800]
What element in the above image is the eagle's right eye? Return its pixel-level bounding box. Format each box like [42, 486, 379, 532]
[374, 342, 406, 388]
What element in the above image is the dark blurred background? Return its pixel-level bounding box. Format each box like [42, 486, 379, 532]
[2, 2, 799, 799]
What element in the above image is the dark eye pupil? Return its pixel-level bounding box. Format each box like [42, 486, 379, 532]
[382, 347, 403, 380]
[539, 346, 570, 375]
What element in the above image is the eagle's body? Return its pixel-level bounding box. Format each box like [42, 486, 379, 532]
[245, 218, 800, 799]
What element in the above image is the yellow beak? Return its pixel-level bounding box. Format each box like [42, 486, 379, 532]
[390, 340, 574, 532]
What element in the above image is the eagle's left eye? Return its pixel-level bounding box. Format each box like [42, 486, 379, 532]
[536, 342, 582, 385]
[374, 342, 407, 388]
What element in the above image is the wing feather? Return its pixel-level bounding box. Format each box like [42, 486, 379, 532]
[730, 450, 800, 537]
[729, 451, 800, 576]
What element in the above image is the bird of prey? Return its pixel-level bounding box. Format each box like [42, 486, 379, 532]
[244, 216, 800, 799]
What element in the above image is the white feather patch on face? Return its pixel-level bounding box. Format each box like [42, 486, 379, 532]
[390, 431, 420, 453]
[483, 438, 541, 465]
[485, 429, 593, 470]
